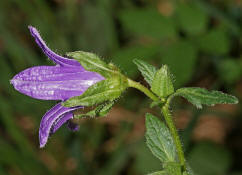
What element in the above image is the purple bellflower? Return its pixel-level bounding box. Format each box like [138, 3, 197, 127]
[10, 26, 105, 148]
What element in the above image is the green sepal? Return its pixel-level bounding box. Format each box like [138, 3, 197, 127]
[133, 59, 157, 86]
[151, 65, 174, 98]
[63, 75, 128, 107]
[74, 101, 114, 118]
[66, 51, 116, 78]
[174, 87, 239, 109]
[98, 101, 115, 116]
[145, 113, 176, 162]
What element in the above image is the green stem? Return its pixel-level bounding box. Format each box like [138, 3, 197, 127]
[127, 79, 186, 170]
[127, 79, 160, 102]
[161, 104, 186, 170]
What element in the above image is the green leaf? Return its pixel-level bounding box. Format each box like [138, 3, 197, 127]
[119, 8, 176, 39]
[163, 162, 182, 175]
[74, 101, 114, 118]
[148, 163, 184, 175]
[148, 171, 167, 175]
[67, 51, 114, 78]
[133, 59, 157, 86]
[174, 87, 238, 109]
[63, 77, 128, 107]
[151, 65, 174, 98]
[145, 113, 176, 162]
[147, 163, 183, 175]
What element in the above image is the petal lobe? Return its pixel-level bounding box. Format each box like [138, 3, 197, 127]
[28, 26, 81, 67]
[39, 103, 82, 148]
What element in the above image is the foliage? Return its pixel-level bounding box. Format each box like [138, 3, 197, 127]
[0, 0, 241, 174]
[145, 113, 176, 162]
[174, 87, 238, 109]
[133, 59, 157, 86]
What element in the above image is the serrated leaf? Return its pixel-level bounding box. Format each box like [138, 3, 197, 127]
[151, 65, 174, 98]
[175, 87, 238, 109]
[63, 77, 127, 107]
[74, 101, 114, 118]
[133, 59, 157, 86]
[163, 162, 182, 175]
[145, 113, 176, 162]
[67, 51, 114, 78]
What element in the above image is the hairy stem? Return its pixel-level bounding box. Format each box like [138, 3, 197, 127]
[127, 79, 161, 102]
[161, 103, 186, 170]
[128, 79, 185, 169]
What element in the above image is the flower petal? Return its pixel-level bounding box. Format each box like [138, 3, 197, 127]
[28, 26, 81, 67]
[50, 112, 79, 134]
[39, 103, 82, 148]
[10, 65, 105, 100]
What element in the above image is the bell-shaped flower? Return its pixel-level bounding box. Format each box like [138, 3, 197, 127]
[10, 26, 105, 148]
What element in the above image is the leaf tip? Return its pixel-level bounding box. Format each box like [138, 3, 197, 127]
[133, 58, 142, 66]
[133, 58, 138, 63]
[233, 96, 239, 104]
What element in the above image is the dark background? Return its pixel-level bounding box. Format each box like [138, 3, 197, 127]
[0, 0, 241, 174]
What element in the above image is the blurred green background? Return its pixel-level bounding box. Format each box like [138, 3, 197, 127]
[0, 0, 242, 174]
